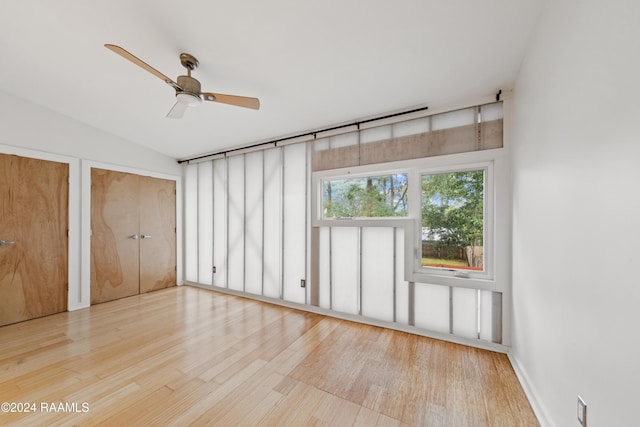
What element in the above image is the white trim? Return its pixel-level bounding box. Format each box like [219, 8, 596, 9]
[508, 353, 553, 427]
[0, 144, 81, 311]
[81, 160, 182, 309]
[498, 92, 513, 346]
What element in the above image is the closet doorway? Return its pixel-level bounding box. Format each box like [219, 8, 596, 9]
[0, 153, 68, 326]
[90, 168, 176, 304]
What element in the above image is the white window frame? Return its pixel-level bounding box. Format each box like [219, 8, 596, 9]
[410, 160, 494, 283]
[312, 147, 508, 293]
[316, 170, 411, 221]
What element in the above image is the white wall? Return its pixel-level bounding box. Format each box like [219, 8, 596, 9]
[0, 90, 180, 174]
[0, 89, 182, 310]
[511, 1, 640, 425]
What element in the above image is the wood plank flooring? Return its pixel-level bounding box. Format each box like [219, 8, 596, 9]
[0, 286, 539, 426]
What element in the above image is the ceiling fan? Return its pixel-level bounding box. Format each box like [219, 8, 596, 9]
[105, 44, 260, 119]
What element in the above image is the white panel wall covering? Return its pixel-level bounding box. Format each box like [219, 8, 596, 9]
[212, 158, 227, 287]
[244, 151, 263, 295]
[183, 119, 500, 348]
[331, 227, 359, 315]
[414, 283, 449, 334]
[184, 164, 198, 282]
[263, 148, 282, 298]
[318, 227, 331, 309]
[282, 143, 306, 304]
[394, 228, 408, 324]
[197, 161, 213, 285]
[227, 155, 245, 291]
[361, 227, 394, 322]
[452, 287, 478, 339]
[479, 290, 493, 342]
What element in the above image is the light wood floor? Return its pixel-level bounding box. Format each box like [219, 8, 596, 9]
[0, 286, 538, 426]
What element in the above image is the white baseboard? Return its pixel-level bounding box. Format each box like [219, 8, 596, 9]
[185, 282, 510, 354]
[508, 353, 554, 427]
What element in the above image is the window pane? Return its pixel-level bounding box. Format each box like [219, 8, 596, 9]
[323, 174, 408, 218]
[421, 169, 484, 271]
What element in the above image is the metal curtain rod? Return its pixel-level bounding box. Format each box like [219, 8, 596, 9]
[177, 105, 430, 164]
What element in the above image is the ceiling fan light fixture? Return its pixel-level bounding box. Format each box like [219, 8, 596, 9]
[176, 92, 202, 107]
[104, 44, 260, 114]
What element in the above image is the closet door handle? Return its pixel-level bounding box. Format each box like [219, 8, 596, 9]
[129, 234, 139, 240]
[0, 239, 15, 246]
[141, 234, 152, 239]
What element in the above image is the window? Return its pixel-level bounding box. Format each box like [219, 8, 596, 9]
[311, 100, 504, 291]
[322, 173, 408, 218]
[421, 169, 485, 273]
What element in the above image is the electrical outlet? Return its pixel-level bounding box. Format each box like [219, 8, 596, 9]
[212, 266, 217, 274]
[577, 396, 587, 427]
[300, 279, 306, 288]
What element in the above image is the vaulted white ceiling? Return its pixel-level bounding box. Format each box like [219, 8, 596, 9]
[0, 0, 544, 160]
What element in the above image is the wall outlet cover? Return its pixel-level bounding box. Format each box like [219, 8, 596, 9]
[577, 396, 587, 426]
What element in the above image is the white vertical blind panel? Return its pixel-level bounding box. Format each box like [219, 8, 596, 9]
[414, 283, 449, 334]
[392, 117, 429, 138]
[361, 227, 394, 322]
[212, 158, 227, 287]
[244, 151, 263, 296]
[197, 161, 213, 285]
[282, 143, 306, 304]
[360, 125, 391, 144]
[452, 287, 478, 339]
[184, 163, 198, 282]
[263, 148, 282, 298]
[396, 280, 409, 325]
[227, 155, 245, 292]
[313, 137, 329, 151]
[431, 107, 475, 131]
[318, 227, 331, 309]
[395, 228, 408, 324]
[331, 227, 359, 315]
[479, 290, 494, 342]
[329, 132, 358, 148]
[481, 102, 503, 121]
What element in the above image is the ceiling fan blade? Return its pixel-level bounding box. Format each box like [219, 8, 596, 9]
[201, 92, 260, 110]
[105, 44, 182, 90]
[166, 101, 189, 119]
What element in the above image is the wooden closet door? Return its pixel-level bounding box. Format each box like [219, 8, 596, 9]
[0, 153, 68, 326]
[90, 169, 140, 304]
[139, 176, 176, 293]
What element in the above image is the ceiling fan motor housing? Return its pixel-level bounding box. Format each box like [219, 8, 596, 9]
[177, 75, 201, 97]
